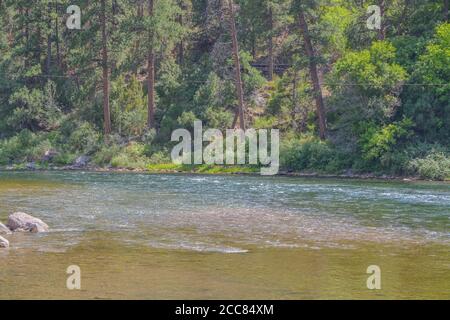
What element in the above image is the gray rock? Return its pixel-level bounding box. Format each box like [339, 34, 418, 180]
[26, 162, 36, 170]
[0, 222, 12, 235]
[7, 212, 49, 233]
[29, 223, 48, 233]
[0, 235, 9, 248]
[73, 156, 90, 168]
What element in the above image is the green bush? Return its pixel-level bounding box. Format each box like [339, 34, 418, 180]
[0, 130, 50, 164]
[68, 122, 101, 155]
[359, 119, 413, 162]
[408, 152, 450, 180]
[53, 152, 77, 166]
[93, 143, 121, 166]
[110, 142, 149, 169]
[148, 150, 171, 164]
[281, 137, 338, 172]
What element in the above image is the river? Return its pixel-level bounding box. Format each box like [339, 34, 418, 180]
[0, 171, 449, 299]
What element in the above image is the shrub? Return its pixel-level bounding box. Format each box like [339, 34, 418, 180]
[281, 137, 337, 172]
[93, 143, 121, 166]
[68, 122, 101, 155]
[359, 119, 413, 162]
[0, 130, 48, 164]
[148, 150, 171, 164]
[110, 142, 149, 169]
[408, 152, 450, 180]
[53, 152, 77, 166]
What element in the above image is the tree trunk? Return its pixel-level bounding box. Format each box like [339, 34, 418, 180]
[378, 0, 386, 40]
[228, 0, 246, 130]
[55, 1, 61, 67]
[101, 0, 112, 136]
[297, 10, 327, 140]
[267, 6, 274, 81]
[46, 3, 52, 75]
[147, 0, 156, 129]
[177, 11, 184, 65]
[292, 71, 299, 132]
[133, 1, 144, 76]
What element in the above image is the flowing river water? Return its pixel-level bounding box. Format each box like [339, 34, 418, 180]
[0, 171, 449, 299]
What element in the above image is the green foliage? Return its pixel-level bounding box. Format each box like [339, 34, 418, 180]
[280, 136, 341, 173]
[359, 118, 414, 162]
[111, 76, 147, 137]
[0, 130, 51, 164]
[111, 142, 149, 169]
[408, 152, 450, 181]
[0, 1, 448, 179]
[93, 144, 122, 166]
[332, 42, 407, 122]
[7, 81, 61, 132]
[402, 23, 450, 142]
[68, 122, 101, 155]
[53, 152, 77, 166]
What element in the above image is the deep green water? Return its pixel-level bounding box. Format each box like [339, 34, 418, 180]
[0, 171, 449, 299]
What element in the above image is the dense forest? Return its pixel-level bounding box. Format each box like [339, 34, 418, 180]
[0, 0, 449, 179]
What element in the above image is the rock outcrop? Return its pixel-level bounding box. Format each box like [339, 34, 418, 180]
[0, 235, 9, 248]
[0, 222, 12, 235]
[6, 212, 49, 233]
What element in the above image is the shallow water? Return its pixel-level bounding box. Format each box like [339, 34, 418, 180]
[0, 171, 449, 299]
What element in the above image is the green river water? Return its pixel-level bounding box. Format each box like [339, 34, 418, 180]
[0, 171, 449, 299]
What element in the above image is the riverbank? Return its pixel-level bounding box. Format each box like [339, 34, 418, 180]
[1, 163, 447, 182]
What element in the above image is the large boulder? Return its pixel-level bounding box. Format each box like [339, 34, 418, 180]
[0, 236, 9, 248]
[7, 212, 49, 233]
[0, 222, 12, 235]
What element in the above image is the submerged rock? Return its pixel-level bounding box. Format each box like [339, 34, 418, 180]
[7, 212, 49, 233]
[0, 222, 12, 235]
[0, 235, 9, 248]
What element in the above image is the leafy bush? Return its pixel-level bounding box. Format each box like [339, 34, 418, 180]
[93, 143, 122, 166]
[408, 152, 450, 180]
[68, 122, 101, 155]
[53, 152, 77, 166]
[281, 137, 338, 172]
[110, 142, 149, 169]
[0, 130, 50, 164]
[7, 81, 61, 132]
[359, 118, 413, 163]
[147, 150, 171, 164]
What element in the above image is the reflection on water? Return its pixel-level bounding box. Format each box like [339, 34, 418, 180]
[0, 171, 449, 299]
